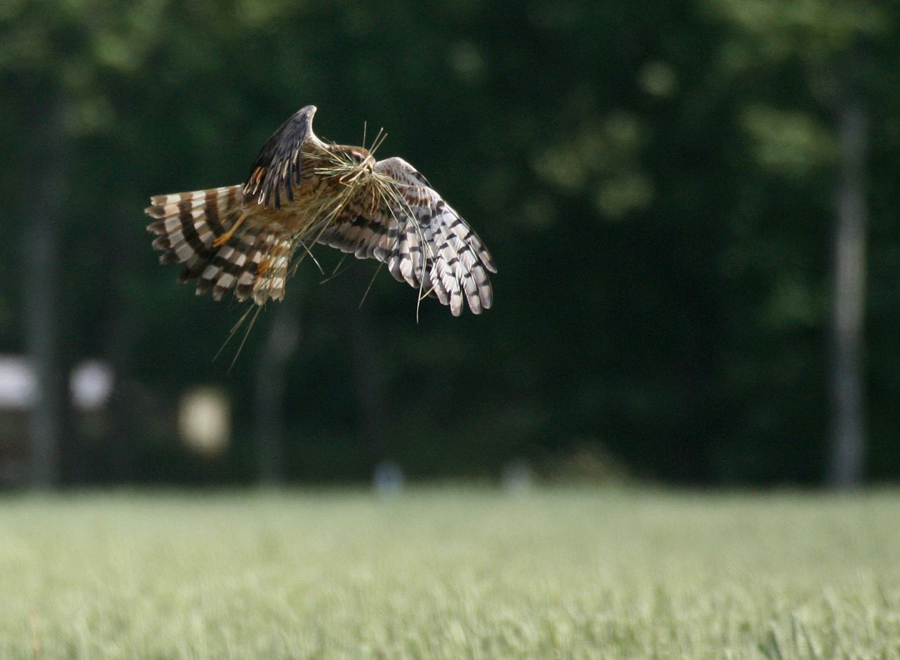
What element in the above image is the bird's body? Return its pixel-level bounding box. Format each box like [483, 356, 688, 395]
[146, 106, 495, 315]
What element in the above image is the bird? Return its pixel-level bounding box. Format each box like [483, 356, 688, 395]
[146, 105, 496, 316]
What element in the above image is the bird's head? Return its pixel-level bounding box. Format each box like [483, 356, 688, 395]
[344, 146, 376, 171]
[327, 146, 375, 187]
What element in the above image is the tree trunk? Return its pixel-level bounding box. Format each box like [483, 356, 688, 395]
[25, 102, 70, 490]
[255, 302, 300, 485]
[827, 96, 867, 489]
[350, 300, 388, 470]
[103, 207, 139, 483]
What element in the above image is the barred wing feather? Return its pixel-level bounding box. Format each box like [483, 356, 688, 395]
[316, 157, 496, 316]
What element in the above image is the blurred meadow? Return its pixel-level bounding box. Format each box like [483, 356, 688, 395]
[3, 488, 900, 659]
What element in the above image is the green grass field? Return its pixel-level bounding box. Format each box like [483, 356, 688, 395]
[1, 488, 898, 659]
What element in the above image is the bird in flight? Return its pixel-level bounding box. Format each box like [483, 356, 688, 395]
[146, 105, 495, 316]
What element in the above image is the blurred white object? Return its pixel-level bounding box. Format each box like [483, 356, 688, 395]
[501, 459, 534, 494]
[0, 356, 112, 410]
[70, 360, 114, 410]
[373, 460, 404, 496]
[0, 357, 36, 408]
[178, 386, 230, 456]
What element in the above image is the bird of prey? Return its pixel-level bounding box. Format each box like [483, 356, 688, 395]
[146, 105, 495, 316]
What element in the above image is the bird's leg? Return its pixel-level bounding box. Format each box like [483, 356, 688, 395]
[213, 212, 249, 248]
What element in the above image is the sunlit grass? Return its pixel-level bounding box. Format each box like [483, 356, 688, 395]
[1, 488, 899, 659]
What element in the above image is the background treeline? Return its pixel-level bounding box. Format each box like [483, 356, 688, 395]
[1, 0, 896, 486]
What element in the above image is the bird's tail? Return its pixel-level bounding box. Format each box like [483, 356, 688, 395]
[146, 186, 292, 305]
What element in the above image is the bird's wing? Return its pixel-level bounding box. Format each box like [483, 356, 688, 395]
[243, 105, 319, 210]
[315, 156, 496, 315]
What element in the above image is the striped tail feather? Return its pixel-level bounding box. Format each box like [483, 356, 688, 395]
[145, 186, 292, 305]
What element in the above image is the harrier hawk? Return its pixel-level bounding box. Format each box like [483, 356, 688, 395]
[146, 106, 495, 316]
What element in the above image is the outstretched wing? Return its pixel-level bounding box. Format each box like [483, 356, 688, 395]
[243, 105, 319, 210]
[316, 156, 496, 316]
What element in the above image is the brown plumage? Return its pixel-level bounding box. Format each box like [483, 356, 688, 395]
[146, 105, 496, 315]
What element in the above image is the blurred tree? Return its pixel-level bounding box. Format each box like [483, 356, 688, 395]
[707, 0, 888, 486]
[830, 82, 867, 489]
[255, 300, 300, 485]
[2, 0, 900, 487]
[23, 99, 69, 489]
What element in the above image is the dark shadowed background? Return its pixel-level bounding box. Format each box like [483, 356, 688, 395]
[0, 0, 895, 488]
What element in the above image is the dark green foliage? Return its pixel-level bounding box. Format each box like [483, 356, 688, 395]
[1, 0, 898, 485]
